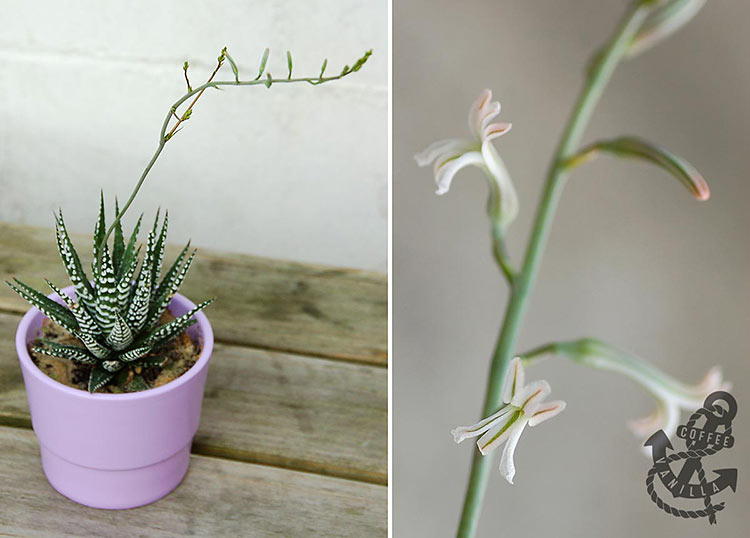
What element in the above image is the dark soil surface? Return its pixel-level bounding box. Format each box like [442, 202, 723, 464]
[29, 310, 202, 393]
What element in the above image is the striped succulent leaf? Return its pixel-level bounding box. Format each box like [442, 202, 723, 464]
[45, 280, 101, 339]
[115, 245, 141, 313]
[89, 366, 114, 393]
[119, 344, 153, 362]
[55, 211, 95, 308]
[117, 214, 143, 281]
[92, 192, 106, 282]
[105, 312, 134, 351]
[147, 247, 196, 329]
[74, 331, 112, 359]
[154, 240, 191, 300]
[34, 340, 98, 364]
[151, 211, 168, 294]
[9, 198, 213, 392]
[7, 279, 79, 334]
[92, 247, 119, 331]
[112, 199, 126, 274]
[142, 298, 214, 349]
[102, 360, 125, 373]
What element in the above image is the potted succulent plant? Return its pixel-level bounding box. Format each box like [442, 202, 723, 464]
[9, 46, 371, 509]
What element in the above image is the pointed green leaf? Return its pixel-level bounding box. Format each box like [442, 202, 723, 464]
[569, 136, 710, 201]
[147, 248, 196, 329]
[151, 211, 168, 294]
[34, 340, 97, 364]
[112, 199, 126, 273]
[116, 245, 140, 313]
[102, 360, 124, 373]
[55, 210, 95, 308]
[142, 298, 214, 349]
[126, 226, 156, 333]
[105, 312, 134, 351]
[225, 50, 239, 83]
[88, 365, 115, 393]
[92, 247, 119, 331]
[117, 213, 143, 281]
[119, 344, 153, 362]
[74, 331, 111, 359]
[124, 374, 149, 392]
[154, 241, 190, 300]
[136, 356, 166, 368]
[255, 48, 270, 80]
[92, 191, 107, 281]
[45, 280, 102, 338]
[287, 50, 293, 79]
[7, 279, 78, 334]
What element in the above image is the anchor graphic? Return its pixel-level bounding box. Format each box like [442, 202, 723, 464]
[644, 391, 737, 524]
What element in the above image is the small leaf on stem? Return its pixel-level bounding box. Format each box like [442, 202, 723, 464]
[255, 48, 270, 80]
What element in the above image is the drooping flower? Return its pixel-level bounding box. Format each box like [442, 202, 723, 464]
[545, 339, 730, 447]
[452, 358, 566, 484]
[626, 365, 730, 442]
[415, 89, 518, 235]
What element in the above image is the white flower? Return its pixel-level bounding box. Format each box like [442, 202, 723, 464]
[415, 89, 518, 234]
[451, 357, 566, 484]
[627, 366, 731, 442]
[560, 339, 731, 448]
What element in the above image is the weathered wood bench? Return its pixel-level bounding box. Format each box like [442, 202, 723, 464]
[0, 222, 387, 536]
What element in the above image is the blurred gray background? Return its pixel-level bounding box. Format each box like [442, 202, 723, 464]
[394, 0, 749, 536]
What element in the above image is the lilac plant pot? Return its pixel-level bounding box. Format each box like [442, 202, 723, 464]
[14, 286, 214, 509]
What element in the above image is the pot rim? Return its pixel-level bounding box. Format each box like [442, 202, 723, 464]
[15, 286, 214, 401]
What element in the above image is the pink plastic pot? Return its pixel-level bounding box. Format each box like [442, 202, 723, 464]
[14, 286, 214, 509]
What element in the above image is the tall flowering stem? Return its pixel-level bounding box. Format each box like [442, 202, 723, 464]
[95, 47, 372, 271]
[456, 3, 654, 536]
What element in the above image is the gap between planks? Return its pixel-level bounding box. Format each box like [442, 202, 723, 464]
[0, 311, 387, 486]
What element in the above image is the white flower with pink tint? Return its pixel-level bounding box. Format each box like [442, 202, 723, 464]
[415, 90, 518, 234]
[452, 358, 565, 484]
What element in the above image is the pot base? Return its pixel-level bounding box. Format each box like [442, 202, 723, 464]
[40, 442, 191, 509]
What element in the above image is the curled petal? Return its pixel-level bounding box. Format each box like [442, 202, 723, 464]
[468, 89, 501, 141]
[498, 420, 527, 484]
[630, 399, 681, 442]
[483, 122, 512, 142]
[629, 404, 665, 438]
[477, 409, 521, 455]
[415, 138, 474, 167]
[481, 141, 519, 232]
[511, 379, 551, 414]
[451, 405, 514, 443]
[434, 151, 484, 195]
[528, 400, 566, 427]
[693, 366, 731, 396]
[501, 357, 525, 404]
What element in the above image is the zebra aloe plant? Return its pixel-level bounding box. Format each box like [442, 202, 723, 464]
[7, 194, 212, 393]
[7, 46, 371, 394]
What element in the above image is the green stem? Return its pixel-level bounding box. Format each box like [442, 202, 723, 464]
[456, 3, 652, 537]
[95, 54, 370, 271]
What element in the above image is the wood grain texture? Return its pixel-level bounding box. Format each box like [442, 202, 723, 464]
[0, 222, 387, 366]
[0, 426, 386, 538]
[0, 312, 386, 485]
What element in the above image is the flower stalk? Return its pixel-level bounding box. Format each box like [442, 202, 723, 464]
[96, 47, 372, 272]
[455, 3, 654, 536]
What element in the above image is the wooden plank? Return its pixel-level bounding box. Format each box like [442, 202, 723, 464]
[0, 311, 386, 485]
[0, 426, 386, 537]
[0, 222, 387, 366]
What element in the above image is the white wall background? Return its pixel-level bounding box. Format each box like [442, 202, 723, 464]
[0, 0, 387, 272]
